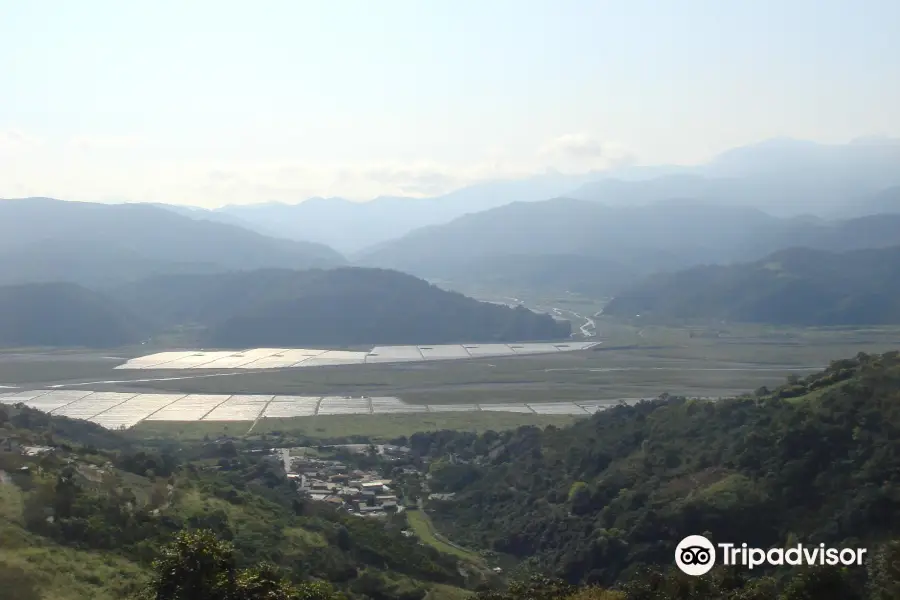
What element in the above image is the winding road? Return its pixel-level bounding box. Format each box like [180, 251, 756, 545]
[551, 307, 595, 338]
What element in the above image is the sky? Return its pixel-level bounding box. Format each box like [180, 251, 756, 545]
[1, 0, 899, 207]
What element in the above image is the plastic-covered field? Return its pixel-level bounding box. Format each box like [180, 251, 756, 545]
[114, 342, 599, 370]
[143, 394, 230, 422]
[528, 402, 591, 415]
[0, 388, 621, 430]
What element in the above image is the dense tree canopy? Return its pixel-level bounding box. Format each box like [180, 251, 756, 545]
[110, 268, 570, 347]
[142, 529, 342, 600]
[604, 246, 900, 325]
[412, 352, 900, 593]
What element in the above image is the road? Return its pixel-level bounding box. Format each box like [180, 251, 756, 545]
[40, 368, 277, 389]
[551, 307, 595, 338]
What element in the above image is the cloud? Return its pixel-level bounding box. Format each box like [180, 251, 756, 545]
[0, 129, 635, 206]
[542, 133, 607, 159]
[67, 135, 144, 151]
[540, 133, 636, 171]
[345, 163, 465, 196]
[0, 130, 43, 154]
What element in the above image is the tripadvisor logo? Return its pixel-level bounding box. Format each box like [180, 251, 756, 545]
[675, 535, 867, 576]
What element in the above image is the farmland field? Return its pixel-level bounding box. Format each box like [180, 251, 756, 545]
[3, 319, 899, 437]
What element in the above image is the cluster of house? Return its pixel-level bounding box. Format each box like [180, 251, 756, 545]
[286, 453, 403, 516]
[0, 437, 54, 457]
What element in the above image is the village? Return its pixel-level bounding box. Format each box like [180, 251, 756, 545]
[282, 443, 416, 517]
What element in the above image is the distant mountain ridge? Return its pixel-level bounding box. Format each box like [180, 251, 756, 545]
[568, 137, 900, 217]
[603, 245, 900, 325]
[0, 197, 346, 287]
[154, 137, 900, 253]
[355, 196, 900, 295]
[213, 172, 602, 254]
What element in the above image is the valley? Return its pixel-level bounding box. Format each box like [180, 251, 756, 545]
[6, 6, 900, 598]
[3, 141, 900, 600]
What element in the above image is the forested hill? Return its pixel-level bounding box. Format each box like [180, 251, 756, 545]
[603, 245, 900, 325]
[0, 267, 568, 348]
[409, 350, 900, 593]
[0, 402, 472, 600]
[110, 267, 571, 347]
[0, 282, 145, 347]
[356, 197, 900, 298]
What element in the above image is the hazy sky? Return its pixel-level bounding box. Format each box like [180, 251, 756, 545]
[2, 0, 898, 207]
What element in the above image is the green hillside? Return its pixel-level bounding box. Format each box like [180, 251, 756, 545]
[604, 246, 900, 325]
[5, 351, 900, 598]
[110, 267, 570, 347]
[0, 267, 569, 349]
[0, 403, 475, 600]
[403, 350, 900, 596]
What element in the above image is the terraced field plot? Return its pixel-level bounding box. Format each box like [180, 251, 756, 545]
[114, 343, 599, 370]
[0, 389, 618, 429]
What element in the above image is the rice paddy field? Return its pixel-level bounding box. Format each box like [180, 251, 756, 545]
[1, 319, 898, 439]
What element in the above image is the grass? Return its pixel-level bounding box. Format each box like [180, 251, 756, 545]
[406, 509, 483, 564]
[72, 322, 898, 404]
[126, 419, 254, 441]
[426, 583, 475, 600]
[129, 412, 583, 441]
[4, 319, 900, 412]
[781, 380, 852, 404]
[0, 483, 148, 600]
[0, 470, 468, 600]
[0, 359, 125, 386]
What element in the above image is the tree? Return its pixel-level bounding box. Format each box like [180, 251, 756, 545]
[868, 541, 900, 600]
[143, 529, 342, 600]
[780, 566, 861, 600]
[568, 482, 591, 515]
[335, 525, 352, 551]
[53, 466, 79, 519]
[235, 563, 333, 600]
[0, 564, 41, 600]
[147, 529, 236, 600]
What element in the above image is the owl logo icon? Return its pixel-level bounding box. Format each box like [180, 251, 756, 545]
[675, 535, 716, 576]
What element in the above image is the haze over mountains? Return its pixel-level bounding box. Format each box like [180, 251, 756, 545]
[569, 137, 900, 216]
[168, 138, 900, 254]
[203, 172, 602, 255]
[0, 198, 345, 287]
[357, 198, 900, 295]
[3, 136, 900, 337]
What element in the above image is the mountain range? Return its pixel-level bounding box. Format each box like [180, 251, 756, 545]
[569, 136, 900, 216]
[188, 137, 900, 253]
[603, 245, 900, 325]
[3, 136, 900, 331]
[0, 268, 569, 348]
[108, 268, 570, 348]
[356, 197, 900, 296]
[211, 171, 602, 255]
[0, 198, 345, 287]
